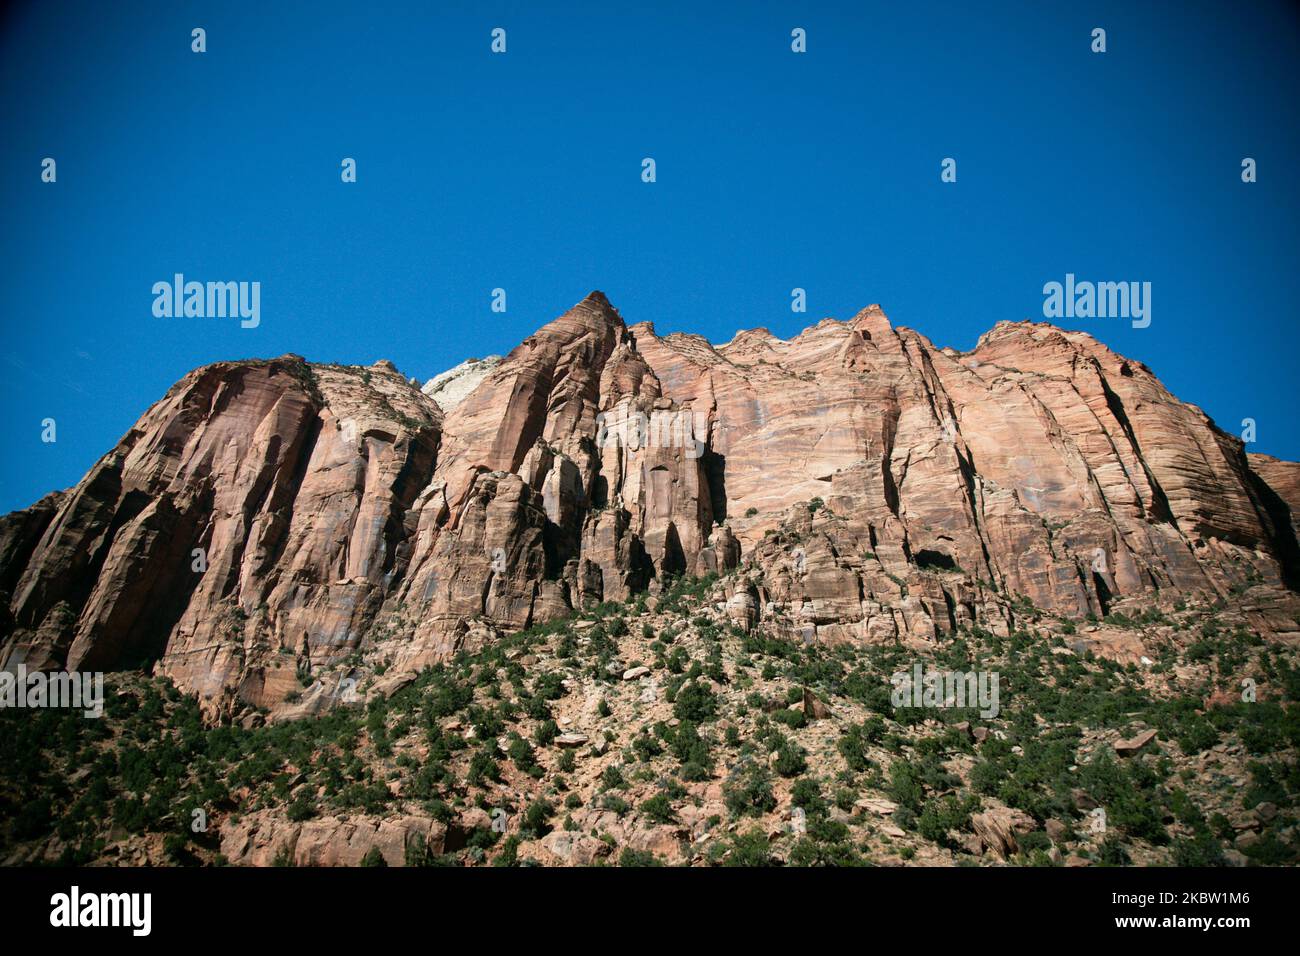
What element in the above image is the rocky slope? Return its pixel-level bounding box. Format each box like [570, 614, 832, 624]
[3, 574, 1296, 867]
[1, 292, 1297, 725]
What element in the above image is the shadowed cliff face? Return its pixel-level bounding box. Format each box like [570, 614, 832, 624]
[2, 292, 1297, 721]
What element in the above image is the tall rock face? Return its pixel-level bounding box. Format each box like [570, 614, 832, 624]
[2, 293, 1297, 719]
[0, 356, 442, 717]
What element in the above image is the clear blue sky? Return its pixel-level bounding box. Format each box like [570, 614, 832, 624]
[2, 0, 1298, 514]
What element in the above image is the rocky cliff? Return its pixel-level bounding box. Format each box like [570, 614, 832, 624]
[2, 292, 1297, 721]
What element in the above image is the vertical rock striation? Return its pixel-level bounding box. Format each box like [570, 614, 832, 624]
[2, 294, 1295, 718]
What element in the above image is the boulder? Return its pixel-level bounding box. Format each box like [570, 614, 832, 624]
[1114, 729, 1158, 757]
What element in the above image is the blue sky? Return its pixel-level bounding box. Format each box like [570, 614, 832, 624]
[2, 0, 1298, 514]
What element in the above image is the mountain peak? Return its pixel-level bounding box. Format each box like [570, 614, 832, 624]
[575, 289, 621, 320]
[3, 290, 1297, 738]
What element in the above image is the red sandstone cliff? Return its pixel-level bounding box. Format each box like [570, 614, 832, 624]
[2, 292, 1296, 720]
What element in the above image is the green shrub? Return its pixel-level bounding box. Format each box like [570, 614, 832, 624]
[641, 793, 676, 824]
[673, 681, 719, 723]
[721, 828, 771, 866]
[724, 762, 777, 818]
[619, 848, 662, 866]
[522, 799, 553, 838]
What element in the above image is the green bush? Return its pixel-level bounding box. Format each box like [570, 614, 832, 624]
[641, 793, 676, 824]
[522, 799, 554, 838]
[724, 762, 777, 818]
[721, 828, 771, 866]
[619, 848, 663, 866]
[673, 681, 719, 723]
